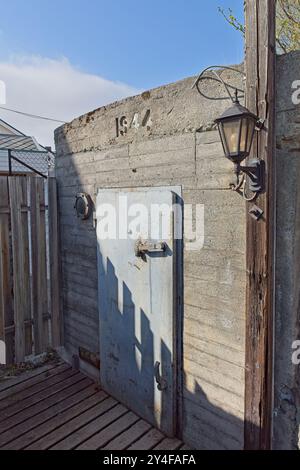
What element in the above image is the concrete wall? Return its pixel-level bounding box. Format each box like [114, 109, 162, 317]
[273, 51, 300, 450]
[55, 68, 246, 450]
[54, 51, 300, 451]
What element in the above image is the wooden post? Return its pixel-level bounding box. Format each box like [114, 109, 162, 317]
[0, 177, 14, 364]
[9, 177, 32, 362]
[30, 177, 49, 353]
[48, 177, 62, 348]
[244, 0, 276, 450]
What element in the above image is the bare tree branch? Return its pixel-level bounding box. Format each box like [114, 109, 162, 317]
[219, 2, 300, 54]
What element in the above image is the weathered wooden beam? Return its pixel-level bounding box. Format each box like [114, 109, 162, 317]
[30, 177, 49, 354]
[0, 177, 14, 364]
[4, 314, 51, 335]
[48, 177, 63, 348]
[9, 177, 32, 362]
[244, 0, 276, 450]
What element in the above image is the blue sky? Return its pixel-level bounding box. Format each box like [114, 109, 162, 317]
[0, 0, 244, 145]
[0, 0, 244, 89]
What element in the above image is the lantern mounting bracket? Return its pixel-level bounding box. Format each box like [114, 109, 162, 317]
[193, 65, 266, 203]
[231, 159, 265, 200]
[192, 65, 246, 103]
[255, 118, 265, 131]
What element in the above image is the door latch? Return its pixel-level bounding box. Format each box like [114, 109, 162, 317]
[135, 240, 167, 257]
[154, 361, 168, 391]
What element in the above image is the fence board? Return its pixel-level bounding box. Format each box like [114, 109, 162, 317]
[9, 177, 32, 362]
[48, 177, 62, 348]
[0, 177, 14, 364]
[30, 178, 49, 353]
[1, 176, 60, 364]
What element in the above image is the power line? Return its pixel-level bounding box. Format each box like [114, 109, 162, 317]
[0, 105, 67, 124]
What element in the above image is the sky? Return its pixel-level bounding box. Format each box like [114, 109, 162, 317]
[0, 0, 244, 147]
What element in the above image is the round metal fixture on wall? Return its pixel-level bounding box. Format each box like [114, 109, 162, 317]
[74, 193, 92, 220]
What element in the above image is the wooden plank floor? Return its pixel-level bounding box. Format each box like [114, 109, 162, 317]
[0, 361, 185, 451]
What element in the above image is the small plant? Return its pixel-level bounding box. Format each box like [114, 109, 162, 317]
[218, 7, 245, 36]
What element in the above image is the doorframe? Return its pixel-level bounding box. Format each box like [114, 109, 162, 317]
[172, 189, 184, 439]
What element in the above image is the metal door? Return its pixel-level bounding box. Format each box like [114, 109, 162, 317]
[96, 187, 181, 436]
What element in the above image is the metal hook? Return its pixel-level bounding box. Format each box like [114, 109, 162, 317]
[154, 362, 167, 391]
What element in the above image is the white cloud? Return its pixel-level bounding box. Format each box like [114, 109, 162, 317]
[0, 56, 140, 148]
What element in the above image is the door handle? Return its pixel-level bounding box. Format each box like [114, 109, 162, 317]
[135, 241, 167, 257]
[154, 361, 168, 391]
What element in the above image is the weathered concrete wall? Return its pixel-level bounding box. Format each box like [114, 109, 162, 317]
[55, 52, 300, 451]
[55, 68, 246, 450]
[274, 51, 300, 450]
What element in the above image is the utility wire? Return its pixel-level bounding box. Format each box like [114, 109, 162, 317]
[0, 105, 67, 124]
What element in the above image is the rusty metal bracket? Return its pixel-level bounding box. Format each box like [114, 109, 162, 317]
[249, 205, 264, 221]
[135, 240, 167, 257]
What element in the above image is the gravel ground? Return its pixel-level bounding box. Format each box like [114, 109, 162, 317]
[0, 350, 60, 382]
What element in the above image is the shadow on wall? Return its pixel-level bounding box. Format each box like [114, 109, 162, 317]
[96, 250, 250, 450]
[98, 255, 156, 428]
[55, 156, 249, 450]
[54, 85, 249, 448]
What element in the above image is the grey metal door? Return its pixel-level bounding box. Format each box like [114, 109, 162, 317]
[96, 188, 181, 436]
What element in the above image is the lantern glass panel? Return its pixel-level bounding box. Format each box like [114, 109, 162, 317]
[246, 118, 255, 155]
[240, 118, 248, 154]
[222, 119, 241, 155]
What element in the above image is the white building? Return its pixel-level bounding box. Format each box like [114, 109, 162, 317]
[0, 118, 54, 176]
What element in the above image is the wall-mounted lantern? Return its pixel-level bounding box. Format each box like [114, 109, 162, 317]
[215, 90, 264, 200]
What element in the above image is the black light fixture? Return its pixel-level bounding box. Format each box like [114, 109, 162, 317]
[215, 90, 264, 200]
[215, 90, 257, 164]
[192, 66, 265, 203]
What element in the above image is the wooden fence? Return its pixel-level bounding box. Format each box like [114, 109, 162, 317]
[0, 176, 61, 364]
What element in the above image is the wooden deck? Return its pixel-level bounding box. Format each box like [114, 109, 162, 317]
[0, 360, 186, 451]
